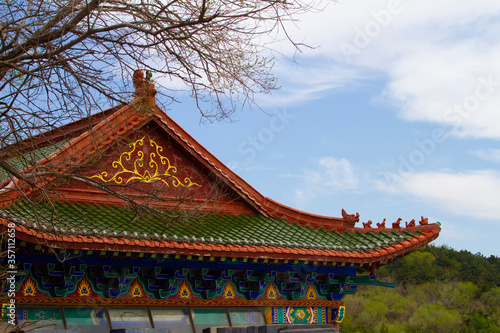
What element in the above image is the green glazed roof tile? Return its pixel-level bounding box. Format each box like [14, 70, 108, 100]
[2, 200, 422, 251]
[0, 139, 73, 183]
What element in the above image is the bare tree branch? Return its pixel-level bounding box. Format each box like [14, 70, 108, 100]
[0, 0, 327, 251]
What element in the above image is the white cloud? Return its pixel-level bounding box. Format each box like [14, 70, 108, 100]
[318, 157, 359, 189]
[256, 60, 362, 107]
[272, 0, 500, 139]
[397, 170, 500, 221]
[435, 221, 471, 242]
[472, 149, 500, 165]
[384, 48, 500, 139]
[294, 157, 359, 203]
[152, 0, 500, 140]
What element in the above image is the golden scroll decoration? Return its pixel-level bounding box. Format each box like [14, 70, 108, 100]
[89, 137, 201, 188]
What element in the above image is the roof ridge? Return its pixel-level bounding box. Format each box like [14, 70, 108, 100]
[0, 105, 122, 158]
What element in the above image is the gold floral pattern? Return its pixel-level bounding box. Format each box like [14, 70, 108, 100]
[266, 283, 278, 299]
[22, 276, 37, 297]
[179, 280, 192, 298]
[89, 137, 201, 187]
[223, 282, 236, 299]
[77, 278, 91, 297]
[130, 280, 143, 298]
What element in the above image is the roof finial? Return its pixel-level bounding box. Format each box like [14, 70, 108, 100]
[341, 208, 360, 227]
[133, 69, 157, 99]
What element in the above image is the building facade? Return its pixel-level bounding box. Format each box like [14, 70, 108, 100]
[0, 72, 441, 332]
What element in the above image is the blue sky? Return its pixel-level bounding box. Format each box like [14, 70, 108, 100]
[161, 0, 500, 256]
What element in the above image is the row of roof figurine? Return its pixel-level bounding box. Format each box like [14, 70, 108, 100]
[361, 216, 429, 229]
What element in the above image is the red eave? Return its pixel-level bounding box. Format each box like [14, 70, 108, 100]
[2, 218, 440, 265]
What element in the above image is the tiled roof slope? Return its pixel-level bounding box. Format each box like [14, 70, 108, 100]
[0, 105, 121, 177]
[0, 139, 72, 184]
[0, 71, 441, 265]
[0, 200, 440, 264]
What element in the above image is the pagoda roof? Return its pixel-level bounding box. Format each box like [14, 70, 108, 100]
[2, 199, 439, 264]
[0, 71, 440, 266]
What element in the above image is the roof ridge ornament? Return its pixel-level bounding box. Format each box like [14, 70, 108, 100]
[133, 69, 157, 100]
[341, 208, 359, 227]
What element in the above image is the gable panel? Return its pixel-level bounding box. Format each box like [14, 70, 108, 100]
[43, 121, 255, 215]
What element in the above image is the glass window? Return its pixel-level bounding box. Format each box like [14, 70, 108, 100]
[192, 308, 229, 333]
[228, 308, 265, 326]
[108, 307, 151, 329]
[16, 307, 64, 331]
[151, 308, 193, 333]
[64, 307, 109, 333]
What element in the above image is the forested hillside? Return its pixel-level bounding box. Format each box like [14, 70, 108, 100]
[340, 245, 500, 333]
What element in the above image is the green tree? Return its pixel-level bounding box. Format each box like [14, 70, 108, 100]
[390, 251, 436, 284]
[439, 282, 479, 310]
[409, 303, 462, 333]
[467, 310, 490, 332]
[344, 246, 499, 333]
[480, 287, 500, 329]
